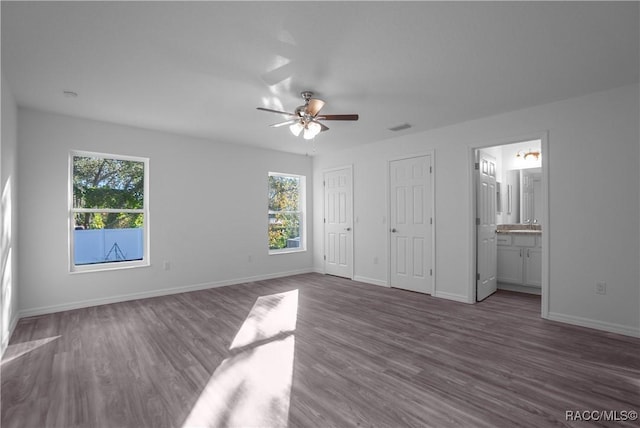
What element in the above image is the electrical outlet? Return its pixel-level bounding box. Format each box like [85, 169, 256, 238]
[596, 281, 607, 295]
[163, 261, 171, 271]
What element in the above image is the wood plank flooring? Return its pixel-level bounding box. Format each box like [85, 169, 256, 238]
[2, 273, 639, 427]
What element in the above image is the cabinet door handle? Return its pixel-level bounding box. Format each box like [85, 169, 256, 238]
[527, 249, 530, 258]
[520, 248, 522, 257]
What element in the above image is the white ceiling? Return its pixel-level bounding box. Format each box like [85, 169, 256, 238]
[2, 1, 638, 156]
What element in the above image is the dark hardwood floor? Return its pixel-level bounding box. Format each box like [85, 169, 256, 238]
[2, 273, 639, 427]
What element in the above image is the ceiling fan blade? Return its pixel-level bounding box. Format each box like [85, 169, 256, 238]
[270, 119, 299, 128]
[256, 107, 295, 116]
[306, 98, 325, 116]
[311, 119, 329, 132]
[317, 114, 359, 121]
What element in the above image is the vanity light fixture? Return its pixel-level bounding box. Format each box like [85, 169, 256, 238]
[516, 149, 541, 161]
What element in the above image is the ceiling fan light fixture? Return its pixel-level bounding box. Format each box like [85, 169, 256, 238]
[303, 121, 321, 140]
[289, 121, 304, 136]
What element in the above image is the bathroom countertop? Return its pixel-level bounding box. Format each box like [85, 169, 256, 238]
[496, 229, 542, 235]
[496, 224, 542, 235]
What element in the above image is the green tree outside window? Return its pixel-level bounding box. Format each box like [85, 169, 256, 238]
[73, 156, 144, 230]
[268, 174, 303, 250]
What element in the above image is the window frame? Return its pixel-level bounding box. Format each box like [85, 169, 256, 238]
[268, 172, 306, 255]
[68, 150, 150, 273]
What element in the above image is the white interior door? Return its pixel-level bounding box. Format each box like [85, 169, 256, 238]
[389, 156, 433, 294]
[476, 150, 498, 301]
[324, 167, 353, 278]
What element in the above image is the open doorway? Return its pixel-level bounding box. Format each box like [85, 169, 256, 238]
[472, 134, 549, 318]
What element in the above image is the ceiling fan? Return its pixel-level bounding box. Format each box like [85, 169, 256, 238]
[257, 91, 359, 140]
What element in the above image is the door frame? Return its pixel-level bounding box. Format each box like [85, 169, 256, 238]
[469, 132, 550, 318]
[386, 151, 436, 294]
[322, 165, 354, 279]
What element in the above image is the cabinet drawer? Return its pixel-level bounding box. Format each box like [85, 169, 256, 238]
[497, 235, 512, 246]
[512, 235, 536, 247]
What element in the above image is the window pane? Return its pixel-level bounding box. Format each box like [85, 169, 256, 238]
[73, 212, 144, 265]
[73, 212, 143, 231]
[268, 212, 301, 250]
[73, 156, 144, 209]
[268, 175, 300, 212]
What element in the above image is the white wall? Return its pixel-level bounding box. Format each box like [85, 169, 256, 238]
[1, 72, 19, 355]
[313, 83, 640, 337]
[17, 109, 313, 315]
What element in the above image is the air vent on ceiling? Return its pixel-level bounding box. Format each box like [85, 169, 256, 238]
[388, 123, 412, 132]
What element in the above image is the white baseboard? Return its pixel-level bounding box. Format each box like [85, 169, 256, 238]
[546, 312, 640, 338]
[498, 282, 541, 295]
[433, 290, 471, 303]
[353, 276, 388, 288]
[18, 268, 314, 318]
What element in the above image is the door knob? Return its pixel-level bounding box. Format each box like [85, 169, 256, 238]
[391, 228, 397, 233]
[345, 227, 352, 231]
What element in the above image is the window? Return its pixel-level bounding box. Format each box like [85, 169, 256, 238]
[69, 151, 149, 272]
[268, 172, 305, 254]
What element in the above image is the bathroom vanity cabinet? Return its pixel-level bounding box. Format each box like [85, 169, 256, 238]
[497, 233, 542, 290]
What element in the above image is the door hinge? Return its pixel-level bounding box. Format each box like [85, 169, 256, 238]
[429, 166, 432, 173]
[324, 255, 326, 261]
[430, 269, 433, 276]
[324, 218, 326, 223]
[430, 217, 433, 225]
[476, 217, 481, 225]
[323, 180, 326, 187]
[476, 273, 480, 280]
[474, 162, 479, 170]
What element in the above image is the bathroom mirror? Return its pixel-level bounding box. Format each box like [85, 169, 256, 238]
[520, 168, 542, 225]
[503, 167, 541, 225]
[504, 170, 519, 222]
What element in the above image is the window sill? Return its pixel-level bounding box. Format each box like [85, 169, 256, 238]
[70, 260, 150, 274]
[269, 248, 306, 256]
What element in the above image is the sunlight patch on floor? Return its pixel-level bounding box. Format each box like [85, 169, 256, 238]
[182, 289, 298, 428]
[1, 335, 61, 366]
[230, 289, 298, 350]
